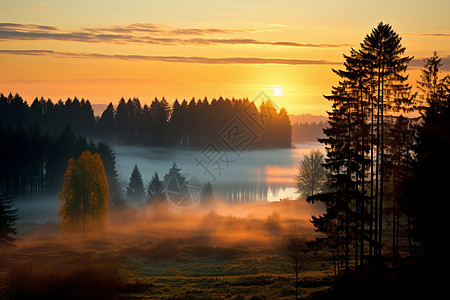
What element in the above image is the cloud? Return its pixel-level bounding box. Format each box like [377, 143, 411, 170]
[83, 23, 253, 36]
[403, 32, 450, 37]
[409, 55, 450, 71]
[183, 37, 351, 47]
[0, 23, 58, 31]
[0, 22, 352, 48]
[0, 49, 340, 65]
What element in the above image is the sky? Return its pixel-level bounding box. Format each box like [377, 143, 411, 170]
[1, 0, 449, 115]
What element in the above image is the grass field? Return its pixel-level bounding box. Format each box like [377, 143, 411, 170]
[0, 200, 335, 299]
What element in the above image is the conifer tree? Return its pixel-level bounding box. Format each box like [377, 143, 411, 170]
[310, 22, 414, 271]
[126, 165, 145, 201]
[97, 103, 115, 139]
[360, 22, 413, 255]
[200, 182, 215, 208]
[405, 53, 450, 259]
[0, 192, 17, 247]
[164, 162, 187, 186]
[96, 142, 125, 207]
[147, 171, 165, 204]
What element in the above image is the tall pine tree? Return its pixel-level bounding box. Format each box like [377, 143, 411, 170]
[310, 22, 414, 273]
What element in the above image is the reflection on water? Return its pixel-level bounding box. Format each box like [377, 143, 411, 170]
[264, 165, 298, 185]
[14, 143, 325, 223]
[114, 142, 324, 204]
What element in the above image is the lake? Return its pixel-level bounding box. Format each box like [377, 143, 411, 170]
[114, 142, 324, 203]
[15, 142, 325, 223]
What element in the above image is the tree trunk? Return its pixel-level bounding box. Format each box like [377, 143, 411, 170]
[378, 64, 385, 257]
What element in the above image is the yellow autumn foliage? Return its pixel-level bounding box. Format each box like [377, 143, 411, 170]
[58, 150, 109, 232]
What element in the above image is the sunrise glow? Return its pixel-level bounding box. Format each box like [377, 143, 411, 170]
[1, 1, 448, 116]
[274, 87, 283, 97]
[1, 1, 448, 299]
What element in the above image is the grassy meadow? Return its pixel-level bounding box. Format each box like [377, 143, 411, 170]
[0, 200, 335, 300]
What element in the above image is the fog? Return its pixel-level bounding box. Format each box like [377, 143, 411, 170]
[14, 199, 323, 255]
[14, 142, 325, 225]
[9, 142, 327, 292]
[114, 142, 324, 205]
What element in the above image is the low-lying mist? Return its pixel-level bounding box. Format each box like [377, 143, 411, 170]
[113, 142, 324, 203]
[14, 198, 323, 253]
[4, 196, 326, 299]
[2, 142, 327, 298]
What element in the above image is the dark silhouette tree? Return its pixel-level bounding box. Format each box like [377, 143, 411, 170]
[126, 165, 145, 201]
[163, 162, 190, 206]
[128, 97, 143, 144]
[314, 80, 362, 271]
[416, 51, 445, 107]
[95, 142, 125, 208]
[200, 182, 215, 208]
[0, 114, 121, 198]
[360, 22, 413, 256]
[405, 52, 450, 260]
[385, 115, 415, 257]
[149, 97, 170, 146]
[0, 192, 17, 247]
[284, 229, 307, 300]
[164, 162, 187, 186]
[58, 150, 109, 232]
[147, 171, 165, 204]
[0, 92, 292, 149]
[329, 47, 372, 267]
[97, 102, 115, 139]
[292, 122, 327, 143]
[114, 97, 128, 143]
[310, 23, 415, 272]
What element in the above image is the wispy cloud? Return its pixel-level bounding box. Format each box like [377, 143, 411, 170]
[81, 23, 253, 36]
[0, 23, 58, 31]
[409, 55, 450, 71]
[0, 49, 340, 65]
[0, 22, 352, 48]
[403, 32, 450, 37]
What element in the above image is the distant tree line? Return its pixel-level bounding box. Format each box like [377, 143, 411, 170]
[0, 94, 95, 136]
[0, 94, 292, 149]
[0, 91, 291, 202]
[0, 109, 217, 206]
[308, 22, 450, 276]
[291, 122, 326, 143]
[0, 123, 123, 205]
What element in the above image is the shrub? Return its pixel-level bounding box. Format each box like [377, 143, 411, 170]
[5, 261, 140, 300]
[264, 212, 281, 234]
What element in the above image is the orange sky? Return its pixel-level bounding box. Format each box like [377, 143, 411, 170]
[1, 0, 449, 115]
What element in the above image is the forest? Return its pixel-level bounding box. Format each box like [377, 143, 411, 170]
[305, 23, 450, 298]
[0, 94, 291, 148]
[291, 122, 326, 143]
[0, 94, 291, 198]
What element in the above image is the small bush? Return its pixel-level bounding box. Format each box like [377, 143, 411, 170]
[5, 261, 141, 300]
[264, 212, 281, 234]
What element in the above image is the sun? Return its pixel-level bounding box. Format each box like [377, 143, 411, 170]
[273, 87, 282, 96]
